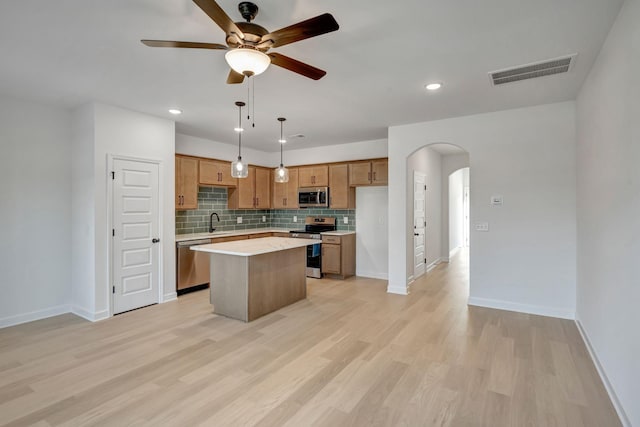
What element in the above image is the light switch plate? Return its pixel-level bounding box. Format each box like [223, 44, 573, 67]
[475, 222, 489, 231]
[293, 216, 297, 223]
[237, 216, 242, 224]
[262, 216, 266, 222]
[343, 217, 349, 224]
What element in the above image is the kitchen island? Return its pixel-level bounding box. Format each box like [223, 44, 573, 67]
[191, 237, 319, 322]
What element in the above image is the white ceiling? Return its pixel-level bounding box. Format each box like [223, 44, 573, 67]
[0, 0, 623, 151]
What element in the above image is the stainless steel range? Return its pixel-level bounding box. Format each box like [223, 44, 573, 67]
[289, 216, 336, 278]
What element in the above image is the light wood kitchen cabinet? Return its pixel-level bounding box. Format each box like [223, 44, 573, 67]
[349, 159, 388, 186]
[248, 232, 273, 239]
[227, 166, 271, 209]
[175, 155, 199, 210]
[298, 165, 328, 187]
[329, 164, 355, 209]
[199, 159, 237, 187]
[211, 235, 249, 243]
[321, 233, 356, 279]
[272, 168, 299, 209]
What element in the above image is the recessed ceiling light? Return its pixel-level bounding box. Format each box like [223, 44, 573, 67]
[278, 138, 287, 144]
[168, 108, 182, 115]
[425, 83, 442, 91]
[234, 127, 244, 132]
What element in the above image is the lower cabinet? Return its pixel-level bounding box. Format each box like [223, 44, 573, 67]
[321, 234, 355, 279]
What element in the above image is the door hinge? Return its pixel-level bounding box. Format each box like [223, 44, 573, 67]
[112, 285, 115, 294]
[424, 185, 427, 190]
[424, 258, 427, 263]
[111, 171, 115, 180]
[112, 229, 115, 237]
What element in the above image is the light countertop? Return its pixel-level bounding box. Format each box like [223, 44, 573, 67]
[175, 228, 291, 243]
[176, 228, 354, 242]
[190, 237, 320, 257]
[320, 231, 356, 236]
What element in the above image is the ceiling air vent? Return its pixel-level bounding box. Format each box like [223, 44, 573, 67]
[489, 54, 577, 86]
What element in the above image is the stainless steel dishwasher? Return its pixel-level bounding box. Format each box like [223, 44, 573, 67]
[176, 239, 212, 293]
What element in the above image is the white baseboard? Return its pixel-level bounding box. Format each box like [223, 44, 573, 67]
[0, 305, 71, 329]
[387, 282, 409, 295]
[356, 271, 389, 280]
[162, 292, 178, 303]
[71, 306, 109, 322]
[576, 319, 631, 427]
[467, 296, 575, 320]
[426, 258, 441, 273]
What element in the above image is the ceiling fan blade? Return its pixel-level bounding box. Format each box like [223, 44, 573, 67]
[268, 52, 327, 80]
[226, 69, 245, 84]
[141, 40, 228, 50]
[193, 0, 245, 40]
[261, 13, 339, 48]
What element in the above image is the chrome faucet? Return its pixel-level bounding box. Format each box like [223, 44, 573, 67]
[209, 212, 220, 233]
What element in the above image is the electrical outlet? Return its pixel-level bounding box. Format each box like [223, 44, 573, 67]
[343, 217, 349, 224]
[237, 216, 242, 224]
[475, 222, 489, 232]
[262, 216, 266, 222]
[293, 216, 297, 223]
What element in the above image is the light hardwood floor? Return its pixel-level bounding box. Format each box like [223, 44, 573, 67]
[0, 250, 620, 426]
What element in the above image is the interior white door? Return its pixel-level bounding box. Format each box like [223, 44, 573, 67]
[413, 171, 426, 278]
[112, 158, 160, 314]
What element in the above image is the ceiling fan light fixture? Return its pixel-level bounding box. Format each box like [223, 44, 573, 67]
[225, 48, 271, 77]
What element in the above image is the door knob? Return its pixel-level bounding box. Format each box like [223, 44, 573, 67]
[414, 233, 419, 236]
[152, 238, 160, 243]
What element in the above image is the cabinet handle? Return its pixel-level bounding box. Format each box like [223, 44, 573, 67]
[373, 172, 377, 181]
[283, 197, 287, 206]
[368, 172, 371, 181]
[256, 197, 259, 206]
[330, 196, 332, 206]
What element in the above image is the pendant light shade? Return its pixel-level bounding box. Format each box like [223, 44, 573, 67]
[225, 48, 271, 77]
[231, 101, 249, 178]
[274, 117, 289, 183]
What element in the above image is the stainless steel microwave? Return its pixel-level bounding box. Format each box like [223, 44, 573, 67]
[298, 187, 329, 208]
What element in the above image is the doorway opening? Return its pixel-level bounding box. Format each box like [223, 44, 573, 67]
[406, 143, 469, 288]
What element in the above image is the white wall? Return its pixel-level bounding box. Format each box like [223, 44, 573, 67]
[449, 169, 465, 255]
[71, 103, 176, 321]
[355, 187, 388, 279]
[388, 102, 577, 318]
[0, 95, 72, 327]
[406, 147, 442, 280]
[441, 154, 470, 260]
[575, 0, 639, 424]
[176, 133, 388, 168]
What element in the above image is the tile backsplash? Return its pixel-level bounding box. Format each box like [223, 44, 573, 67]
[176, 187, 356, 235]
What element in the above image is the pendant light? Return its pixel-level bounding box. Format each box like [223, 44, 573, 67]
[231, 101, 249, 178]
[274, 117, 289, 183]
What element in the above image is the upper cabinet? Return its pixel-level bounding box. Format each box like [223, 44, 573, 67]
[175, 155, 199, 210]
[298, 165, 328, 187]
[349, 159, 388, 186]
[199, 159, 237, 187]
[228, 166, 271, 209]
[272, 168, 299, 209]
[329, 164, 355, 209]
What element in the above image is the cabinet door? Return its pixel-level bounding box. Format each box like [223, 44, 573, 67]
[298, 166, 315, 187]
[312, 166, 329, 186]
[329, 164, 354, 209]
[349, 162, 372, 186]
[199, 159, 237, 187]
[176, 156, 199, 210]
[298, 165, 328, 187]
[254, 167, 271, 209]
[371, 159, 388, 185]
[272, 168, 287, 209]
[321, 244, 341, 274]
[285, 168, 299, 209]
[236, 166, 257, 208]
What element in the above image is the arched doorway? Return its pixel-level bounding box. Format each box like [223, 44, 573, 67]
[403, 143, 469, 289]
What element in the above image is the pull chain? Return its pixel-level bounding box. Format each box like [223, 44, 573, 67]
[252, 77, 255, 128]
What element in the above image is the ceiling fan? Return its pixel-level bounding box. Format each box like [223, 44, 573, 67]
[142, 0, 339, 84]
